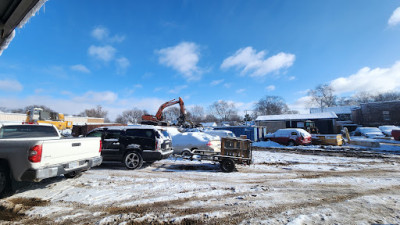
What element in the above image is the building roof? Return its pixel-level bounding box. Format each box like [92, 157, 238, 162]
[310, 106, 357, 114]
[0, 0, 47, 55]
[256, 112, 338, 121]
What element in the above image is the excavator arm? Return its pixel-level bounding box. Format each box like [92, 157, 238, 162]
[141, 97, 187, 125]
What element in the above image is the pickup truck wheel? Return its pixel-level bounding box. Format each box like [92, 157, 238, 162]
[220, 158, 235, 173]
[124, 151, 143, 170]
[0, 166, 10, 198]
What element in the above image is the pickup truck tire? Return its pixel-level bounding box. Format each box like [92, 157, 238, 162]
[0, 165, 11, 198]
[123, 151, 143, 170]
[220, 158, 235, 173]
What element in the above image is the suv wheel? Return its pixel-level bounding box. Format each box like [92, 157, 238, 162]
[181, 150, 193, 157]
[124, 151, 143, 170]
[288, 140, 296, 146]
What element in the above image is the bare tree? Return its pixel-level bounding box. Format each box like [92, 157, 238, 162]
[189, 105, 205, 123]
[254, 96, 289, 116]
[208, 100, 238, 121]
[308, 84, 337, 109]
[115, 108, 147, 124]
[204, 114, 218, 122]
[163, 107, 181, 122]
[80, 105, 110, 122]
[373, 91, 400, 102]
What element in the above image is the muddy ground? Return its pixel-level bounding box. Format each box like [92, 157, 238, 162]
[1, 148, 400, 225]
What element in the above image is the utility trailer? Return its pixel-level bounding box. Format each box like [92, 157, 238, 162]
[184, 137, 252, 172]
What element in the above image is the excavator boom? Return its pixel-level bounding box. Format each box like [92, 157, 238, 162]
[141, 97, 186, 126]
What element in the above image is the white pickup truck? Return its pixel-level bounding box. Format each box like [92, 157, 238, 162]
[0, 123, 102, 197]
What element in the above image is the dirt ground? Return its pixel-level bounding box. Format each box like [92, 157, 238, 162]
[1, 148, 400, 225]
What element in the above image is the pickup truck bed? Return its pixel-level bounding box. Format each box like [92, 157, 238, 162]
[0, 124, 102, 197]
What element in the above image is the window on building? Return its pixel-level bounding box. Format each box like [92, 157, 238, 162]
[383, 111, 390, 121]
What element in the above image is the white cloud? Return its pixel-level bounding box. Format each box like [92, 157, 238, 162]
[221, 46, 295, 77]
[287, 96, 312, 114]
[223, 83, 232, 88]
[70, 64, 90, 73]
[236, 88, 246, 94]
[74, 91, 118, 103]
[265, 85, 276, 91]
[0, 79, 23, 92]
[91, 26, 126, 43]
[388, 7, 400, 27]
[288, 76, 296, 81]
[210, 79, 224, 86]
[116, 57, 130, 74]
[157, 42, 202, 81]
[330, 61, 400, 94]
[168, 85, 188, 94]
[88, 45, 116, 62]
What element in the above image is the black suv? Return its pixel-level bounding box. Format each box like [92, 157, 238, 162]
[87, 126, 173, 169]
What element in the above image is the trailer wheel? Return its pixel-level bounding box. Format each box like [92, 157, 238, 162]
[0, 165, 11, 198]
[220, 158, 235, 173]
[181, 150, 193, 157]
[123, 151, 143, 170]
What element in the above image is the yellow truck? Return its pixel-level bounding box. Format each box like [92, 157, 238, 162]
[25, 108, 73, 130]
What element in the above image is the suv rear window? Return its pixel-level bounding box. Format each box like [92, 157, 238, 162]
[126, 129, 155, 139]
[0, 125, 59, 139]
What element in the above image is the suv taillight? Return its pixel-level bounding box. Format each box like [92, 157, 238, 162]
[207, 141, 212, 146]
[155, 140, 160, 150]
[29, 145, 43, 163]
[99, 140, 102, 152]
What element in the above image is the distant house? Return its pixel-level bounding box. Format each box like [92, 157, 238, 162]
[310, 106, 357, 122]
[352, 101, 400, 127]
[256, 112, 338, 134]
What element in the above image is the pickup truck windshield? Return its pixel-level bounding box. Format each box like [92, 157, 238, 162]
[0, 125, 59, 139]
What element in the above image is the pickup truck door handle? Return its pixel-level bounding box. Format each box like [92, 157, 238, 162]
[72, 143, 81, 147]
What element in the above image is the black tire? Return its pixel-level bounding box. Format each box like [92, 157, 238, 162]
[0, 165, 11, 198]
[220, 158, 235, 173]
[123, 151, 143, 170]
[181, 150, 193, 157]
[288, 140, 296, 146]
[64, 171, 82, 179]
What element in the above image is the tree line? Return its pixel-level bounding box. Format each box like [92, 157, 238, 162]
[2, 85, 399, 124]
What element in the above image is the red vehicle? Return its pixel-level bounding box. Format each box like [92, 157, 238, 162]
[265, 128, 312, 146]
[391, 129, 400, 141]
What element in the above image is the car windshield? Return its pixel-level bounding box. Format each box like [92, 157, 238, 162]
[160, 130, 170, 138]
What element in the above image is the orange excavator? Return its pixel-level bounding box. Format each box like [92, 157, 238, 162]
[141, 97, 187, 126]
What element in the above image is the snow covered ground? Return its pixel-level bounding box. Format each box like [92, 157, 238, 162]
[1, 148, 400, 224]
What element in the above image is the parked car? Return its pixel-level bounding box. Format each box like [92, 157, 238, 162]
[86, 126, 173, 169]
[264, 128, 312, 146]
[352, 127, 386, 139]
[379, 125, 399, 137]
[0, 123, 102, 197]
[168, 131, 221, 156]
[203, 129, 236, 138]
[392, 129, 400, 141]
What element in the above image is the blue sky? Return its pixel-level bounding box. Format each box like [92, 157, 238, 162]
[1, 0, 400, 120]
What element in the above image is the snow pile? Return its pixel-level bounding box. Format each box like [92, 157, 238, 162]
[172, 132, 218, 147]
[253, 140, 285, 148]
